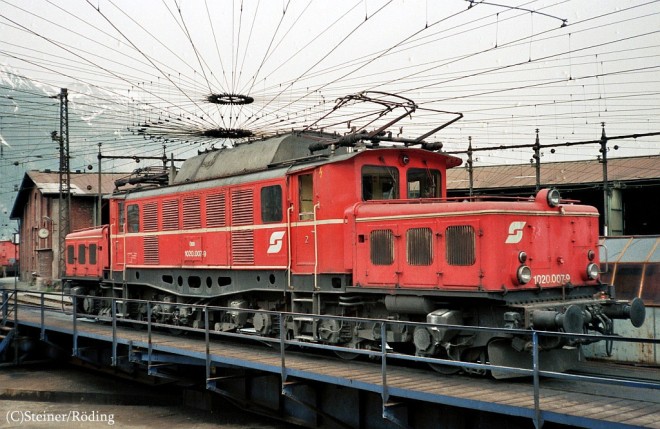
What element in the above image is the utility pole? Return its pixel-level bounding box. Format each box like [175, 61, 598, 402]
[97, 143, 102, 226]
[467, 136, 474, 197]
[57, 88, 70, 278]
[533, 129, 541, 192]
[599, 122, 609, 236]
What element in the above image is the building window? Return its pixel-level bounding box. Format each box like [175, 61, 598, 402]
[407, 168, 440, 198]
[261, 185, 282, 223]
[362, 165, 399, 201]
[127, 204, 139, 233]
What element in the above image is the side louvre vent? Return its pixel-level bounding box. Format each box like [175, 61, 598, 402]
[446, 225, 476, 266]
[162, 199, 179, 230]
[143, 236, 159, 265]
[182, 196, 201, 229]
[231, 189, 254, 264]
[231, 189, 254, 226]
[407, 227, 433, 266]
[205, 193, 226, 227]
[143, 202, 158, 232]
[231, 230, 254, 264]
[371, 229, 394, 265]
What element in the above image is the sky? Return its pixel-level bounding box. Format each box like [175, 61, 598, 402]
[1, 0, 659, 238]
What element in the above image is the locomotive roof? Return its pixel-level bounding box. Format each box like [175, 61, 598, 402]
[173, 132, 348, 185]
[173, 132, 462, 186]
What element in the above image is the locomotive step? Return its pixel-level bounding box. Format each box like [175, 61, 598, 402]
[292, 316, 316, 322]
[292, 298, 314, 302]
[293, 335, 316, 342]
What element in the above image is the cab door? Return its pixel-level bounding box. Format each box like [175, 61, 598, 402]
[292, 173, 316, 272]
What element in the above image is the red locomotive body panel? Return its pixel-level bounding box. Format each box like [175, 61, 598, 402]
[348, 190, 600, 291]
[64, 226, 109, 279]
[0, 240, 19, 276]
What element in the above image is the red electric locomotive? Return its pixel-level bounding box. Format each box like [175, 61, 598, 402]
[0, 239, 18, 277]
[63, 93, 645, 374]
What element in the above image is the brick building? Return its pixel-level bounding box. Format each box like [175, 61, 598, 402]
[9, 170, 130, 283]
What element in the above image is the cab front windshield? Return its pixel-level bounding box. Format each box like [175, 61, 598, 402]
[362, 165, 441, 200]
[362, 165, 399, 201]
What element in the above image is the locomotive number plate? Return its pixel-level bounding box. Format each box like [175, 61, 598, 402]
[533, 273, 571, 285]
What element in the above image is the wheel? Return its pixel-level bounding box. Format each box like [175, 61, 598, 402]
[334, 350, 360, 360]
[428, 362, 461, 375]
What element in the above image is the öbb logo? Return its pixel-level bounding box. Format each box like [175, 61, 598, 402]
[505, 221, 526, 244]
[267, 231, 286, 254]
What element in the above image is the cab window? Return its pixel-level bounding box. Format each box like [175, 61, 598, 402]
[299, 174, 314, 220]
[67, 245, 75, 264]
[118, 202, 125, 233]
[89, 244, 97, 265]
[127, 204, 139, 233]
[362, 166, 399, 201]
[407, 168, 440, 198]
[261, 185, 283, 223]
[78, 244, 86, 264]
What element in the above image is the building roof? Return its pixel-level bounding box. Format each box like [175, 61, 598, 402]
[446, 155, 660, 191]
[10, 170, 132, 219]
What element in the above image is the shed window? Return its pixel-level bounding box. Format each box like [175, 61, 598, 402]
[261, 185, 283, 223]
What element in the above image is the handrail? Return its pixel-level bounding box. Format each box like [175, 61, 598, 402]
[1, 289, 17, 326]
[5, 288, 659, 429]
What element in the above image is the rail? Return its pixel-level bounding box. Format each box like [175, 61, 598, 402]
[2, 289, 659, 429]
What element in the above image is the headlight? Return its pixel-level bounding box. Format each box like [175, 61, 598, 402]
[587, 249, 595, 261]
[586, 263, 599, 280]
[518, 251, 528, 263]
[547, 188, 561, 207]
[517, 265, 532, 285]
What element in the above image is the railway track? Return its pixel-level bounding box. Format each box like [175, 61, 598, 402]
[14, 292, 70, 309]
